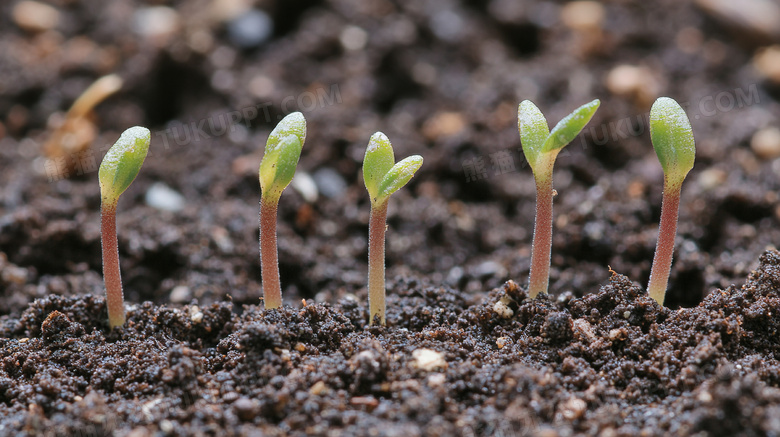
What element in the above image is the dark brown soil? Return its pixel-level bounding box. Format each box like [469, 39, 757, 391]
[1, 0, 780, 435]
[2, 251, 780, 436]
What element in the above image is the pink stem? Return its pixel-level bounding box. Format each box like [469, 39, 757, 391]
[528, 175, 554, 298]
[101, 203, 125, 328]
[260, 198, 282, 309]
[647, 179, 681, 305]
[368, 201, 388, 324]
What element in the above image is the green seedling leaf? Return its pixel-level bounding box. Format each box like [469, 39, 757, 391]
[650, 97, 695, 185]
[543, 99, 600, 153]
[518, 100, 549, 171]
[363, 132, 395, 201]
[377, 155, 424, 201]
[99, 126, 151, 203]
[259, 112, 307, 197]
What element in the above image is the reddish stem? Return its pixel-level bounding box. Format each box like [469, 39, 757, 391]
[101, 203, 125, 328]
[647, 179, 681, 305]
[368, 201, 389, 325]
[260, 197, 282, 309]
[528, 174, 554, 298]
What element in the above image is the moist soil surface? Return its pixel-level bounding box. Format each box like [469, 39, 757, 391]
[1, 0, 780, 435]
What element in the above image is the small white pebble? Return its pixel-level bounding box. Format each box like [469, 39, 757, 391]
[751, 127, 780, 160]
[496, 336, 512, 349]
[189, 306, 203, 324]
[145, 182, 185, 212]
[573, 319, 596, 342]
[13, 1, 60, 32]
[160, 420, 174, 433]
[605, 64, 658, 105]
[754, 46, 780, 84]
[291, 172, 318, 203]
[340, 25, 368, 51]
[608, 329, 625, 341]
[170, 285, 191, 303]
[698, 168, 727, 190]
[561, 398, 587, 420]
[133, 6, 180, 44]
[309, 381, 327, 395]
[411, 348, 447, 371]
[493, 300, 514, 319]
[560, 1, 604, 31]
[2, 265, 28, 284]
[426, 373, 446, 387]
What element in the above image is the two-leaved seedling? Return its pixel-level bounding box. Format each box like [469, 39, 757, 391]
[98, 126, 151, 328]
[646, 97, 696, 305]
[518, 99, 600, 298]
[94, 98, 692, 328]
[518, 97, 695, 306]
[258, 112, 306, 309]
[363, 133, 423, 324]
[255, 118, 423, 323]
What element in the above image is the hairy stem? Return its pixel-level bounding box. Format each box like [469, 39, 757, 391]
[528, 170, 554, 298]
[647, 178, 682, 305]
[368, 201, 389, 325]
[260, 197, 282, 309]
[101, 203, 125, 328]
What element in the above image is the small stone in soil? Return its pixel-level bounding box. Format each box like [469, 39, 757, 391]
[233, 397, 259, 421]
[145, 182, 185, 212]
[13, 1, 60, 33]
[170, 285, 192, 303]
[751, 127, 780, 159]
[227, 10, 273, 49]
[313, 168, 347, 199]
[412, 348, 447, 371]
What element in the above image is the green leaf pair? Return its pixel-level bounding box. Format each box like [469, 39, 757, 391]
[99, 126, 151, 204]
[259, 112, 307, 200]
[363, 132, 423, 206]
[649, 97, 695, 187]
[518, 99, 600, 174]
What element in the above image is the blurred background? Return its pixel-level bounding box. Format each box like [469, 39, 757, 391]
[0, 0, 779, 316]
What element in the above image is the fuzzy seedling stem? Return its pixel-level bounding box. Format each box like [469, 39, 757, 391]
[259, 199, 281, 308]
[518, 99, 600, 298]
[363, 132, 423, 324]
[101, 204, 123, 327]
[646, 97, 696, 305]
[528, 163, 554, 295]
[367, 201, 389, 323]
[647, 183, 681, 304]
[258, 112, 306, 309]
[98, 126, 151, 328]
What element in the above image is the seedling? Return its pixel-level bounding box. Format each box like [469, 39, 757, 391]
[363, 132, 423, 324]
[646, 97, 695, 305]
[45, 74, 124, 160]
[518, 99, 600, 298]
[258, 112, 306, 309]
[99, 126, 151, 328]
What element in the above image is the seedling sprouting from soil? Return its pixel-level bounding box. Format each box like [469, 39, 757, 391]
[363, 132, 423, 324]
[518, 99, 600, 298]
[647, 97, 695, 305]
[45, 74, 123, 161]
[258, 112, 306, 309]
[99, 126, 150, 328]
